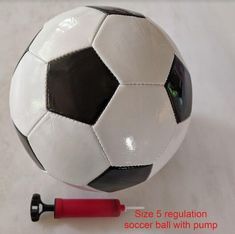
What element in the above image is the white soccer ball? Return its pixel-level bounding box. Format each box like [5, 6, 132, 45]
[10, 6, 192, 192]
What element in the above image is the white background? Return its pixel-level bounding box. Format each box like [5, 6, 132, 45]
[0, 1, 235, 233]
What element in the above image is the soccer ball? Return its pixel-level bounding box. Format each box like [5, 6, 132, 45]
[10, 6, 192, 192]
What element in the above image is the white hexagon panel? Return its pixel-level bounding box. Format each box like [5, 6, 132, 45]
[93, 14, 174, 84]
[10, 6, 192, 192]
[29, 7, 106, 62]
[93, 85, 177, 166]
[10, 52, 47, 136]
[28, 112, 110, 186]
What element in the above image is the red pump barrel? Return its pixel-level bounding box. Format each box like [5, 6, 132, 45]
[54, 199, 125, 218]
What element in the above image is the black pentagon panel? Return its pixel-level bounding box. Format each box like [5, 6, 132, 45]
[88, 6, 145, 18]
[165, 55, 192, 123]
[88, 165, 153, 192]
[47, 47, 119, 125]
[14, 125, 45, 170]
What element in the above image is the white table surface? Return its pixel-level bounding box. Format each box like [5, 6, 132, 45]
[0, 1, 235, 233]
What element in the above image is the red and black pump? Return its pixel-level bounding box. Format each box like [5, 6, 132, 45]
[30, 193, 127, 222]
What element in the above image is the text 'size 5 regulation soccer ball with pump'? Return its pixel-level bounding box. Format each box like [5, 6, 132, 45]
[10, 6, 192, 192]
